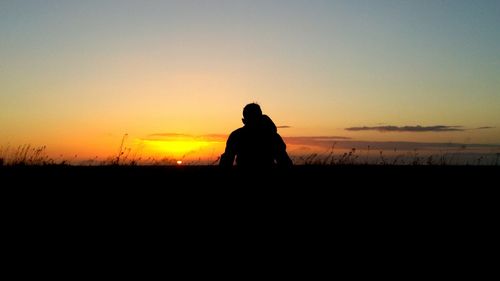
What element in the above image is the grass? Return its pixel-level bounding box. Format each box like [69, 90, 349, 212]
[2, 141, 498, 190]
[0, 145, 53, 166]
[1, 138, 499, 167]
[290, 146, 500, 166]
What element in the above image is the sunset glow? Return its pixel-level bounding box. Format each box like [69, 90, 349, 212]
[142, 139, 220, 158]
[1, 1, 499, 164]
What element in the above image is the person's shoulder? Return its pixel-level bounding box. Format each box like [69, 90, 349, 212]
[228, 127, 245, 139]
[234, 127, 246, 134]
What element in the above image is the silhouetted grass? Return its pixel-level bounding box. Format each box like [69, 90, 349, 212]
[0, 145, 55, 166]
[290, 146, 499, 166]
[1, 142, 499, 167]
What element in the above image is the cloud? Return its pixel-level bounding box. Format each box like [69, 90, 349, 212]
[148, 133, 192, 138]
[277, 125, 291, 128]
[345, 125, 465, 132]
[284, 138, 500, 151]
[475, 126, 495, 130]
[144, 133, 227, 142]
[283, 136, 351, 147]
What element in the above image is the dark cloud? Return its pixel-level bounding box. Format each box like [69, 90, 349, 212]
[284, 138, 500, 151]
[277, 125, 291, 128]
[345, 125, 464, 132]
[284, 136, 351, 147]
[475, 126, 495, 130]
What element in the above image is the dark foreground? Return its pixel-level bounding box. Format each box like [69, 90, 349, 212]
[4, 164, 498, 212]
[3, 164, 497, 228]
[2, 164, 497, 187]
[2, 165, 497, 260]
[3, 164, 497, 203]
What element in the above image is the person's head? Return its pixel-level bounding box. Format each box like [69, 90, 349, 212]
[242, 103, 262, 126]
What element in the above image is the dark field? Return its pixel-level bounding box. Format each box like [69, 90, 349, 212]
[3, 164, 497, 188]
[3, 165, 497, 251]
[3, 164, 497, 231]
[3, 164, 497, 227]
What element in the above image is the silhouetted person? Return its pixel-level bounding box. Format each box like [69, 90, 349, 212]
[220, 103, 293, 168]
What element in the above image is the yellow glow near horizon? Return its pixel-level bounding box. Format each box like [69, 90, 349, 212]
[143, 139, 220, 157]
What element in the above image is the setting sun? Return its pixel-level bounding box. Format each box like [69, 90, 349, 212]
[144, 140, 214, 156]
[142, 135, 223, 158]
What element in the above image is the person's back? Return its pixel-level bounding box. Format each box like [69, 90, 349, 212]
[226, 123, 275, 168]
[220, 103, 293, 168]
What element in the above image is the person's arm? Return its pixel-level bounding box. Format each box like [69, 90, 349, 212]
[219, 132, 237, 167]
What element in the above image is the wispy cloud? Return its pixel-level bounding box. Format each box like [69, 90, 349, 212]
[475, 126, 495, 130]
[284, 138, 500, 151]
[345, 125, 465, 132]
[144, 133, 226, 142]
[277, 125, 291, 129]
[283, 136, 351, 147]
[284, 136, 350, 142]
[148, 133, 192, 138]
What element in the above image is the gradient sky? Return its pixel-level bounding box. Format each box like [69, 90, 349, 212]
[1, 0, 499, 160]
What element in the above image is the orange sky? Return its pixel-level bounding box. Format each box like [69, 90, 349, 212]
[1, 1, 499, 164]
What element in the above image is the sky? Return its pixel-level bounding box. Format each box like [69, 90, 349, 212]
[1, 0, 499, 162]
